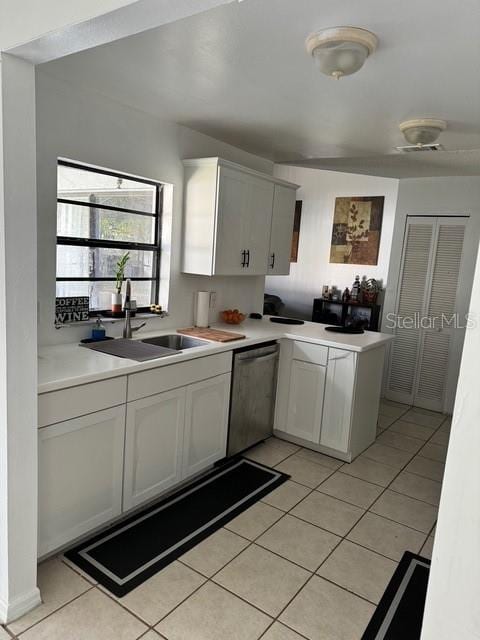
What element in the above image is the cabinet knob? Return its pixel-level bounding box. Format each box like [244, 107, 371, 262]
[246, 249, 250, 268]
[270, 253, 275, 269]
[241, 250, 246, 267]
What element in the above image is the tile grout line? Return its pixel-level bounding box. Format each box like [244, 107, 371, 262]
[221, 509, 424, 567]
[9, 585, 97, 637]
[308, 410, 440, 568]
[278, 405, 448, 632]
[216, 432, 404, 632]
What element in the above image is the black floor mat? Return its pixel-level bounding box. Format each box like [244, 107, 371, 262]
[361, 551, 431, 640]
[65, 458, 288, 596]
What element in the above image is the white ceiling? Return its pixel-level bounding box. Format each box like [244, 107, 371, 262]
[40, 0, 480, 178]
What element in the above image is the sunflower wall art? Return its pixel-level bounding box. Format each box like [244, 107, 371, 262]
[329, 196, 385, 265]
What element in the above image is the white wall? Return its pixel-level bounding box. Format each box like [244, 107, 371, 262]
[421, 244, 480, 640]
[0, 54, 41, 622]
[36, 70, 272, 346]
[383, 177, 480, 411]
[265, 165, 399, 319]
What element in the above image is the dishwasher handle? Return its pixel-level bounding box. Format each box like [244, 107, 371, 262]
[236, 351, 279, 365]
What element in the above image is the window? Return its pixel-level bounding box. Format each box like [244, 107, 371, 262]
[56, 161, 162, 312]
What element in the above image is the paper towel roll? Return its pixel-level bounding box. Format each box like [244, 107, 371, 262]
[195, 291, 210, 328]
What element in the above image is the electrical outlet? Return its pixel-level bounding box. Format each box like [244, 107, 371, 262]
[209, 291, 217, 308]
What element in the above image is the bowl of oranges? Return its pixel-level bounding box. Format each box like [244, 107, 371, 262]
[220, 309, 246, 324]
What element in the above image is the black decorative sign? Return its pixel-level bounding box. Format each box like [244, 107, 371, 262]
[55, 297, 90, 323]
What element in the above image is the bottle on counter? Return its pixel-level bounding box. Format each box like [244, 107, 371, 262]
[351, 275, 361, 302]
[91, 316, 106, 341]
[342, 287, 351, 302]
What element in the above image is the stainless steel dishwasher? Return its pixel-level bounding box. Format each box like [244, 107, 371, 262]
[227, 341, 279, 457]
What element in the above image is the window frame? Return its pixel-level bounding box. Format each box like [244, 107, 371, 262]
[56, 160, 163, 313]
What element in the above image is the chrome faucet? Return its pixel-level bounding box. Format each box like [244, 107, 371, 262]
[123, 279, 147, 339]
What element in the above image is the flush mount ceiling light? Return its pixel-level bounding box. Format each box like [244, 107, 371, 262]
[305, 27, 378, 79]
[399, 118, 447, 145]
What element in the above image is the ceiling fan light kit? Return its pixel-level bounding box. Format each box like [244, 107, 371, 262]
[305, 26, 378, 79]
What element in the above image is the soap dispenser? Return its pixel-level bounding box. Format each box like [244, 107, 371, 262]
[91, 316, 106, 341]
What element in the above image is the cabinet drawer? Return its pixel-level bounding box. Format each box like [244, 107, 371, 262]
[38, 377, 127, 427]
[127, 352, 232, 402]
[292, 341, 328, 366]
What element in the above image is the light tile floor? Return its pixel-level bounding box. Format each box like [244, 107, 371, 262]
[4, 400, 449, 640]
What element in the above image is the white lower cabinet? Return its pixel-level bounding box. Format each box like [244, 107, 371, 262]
[320, 349, 356, 453]
[285, 360, 326, 442]
[274, 340, 382, 462]
[38, 354, 233, 556]
[38, 406, 126, 556]
[183, 373, 231, 478]
[123, 372, 231, 511]
[123, 387, 186, 511]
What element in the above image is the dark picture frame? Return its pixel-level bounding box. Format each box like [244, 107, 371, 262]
[290, 200, 302, 262]
[330, 196, 384, 265]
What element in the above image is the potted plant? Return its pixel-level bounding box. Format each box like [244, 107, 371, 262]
[111, 252, 130, 315]
[361, 278, 381, 303]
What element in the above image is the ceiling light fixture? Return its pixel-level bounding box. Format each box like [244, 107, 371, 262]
[305, 27, 378, 79]
[399, 118, 447, 146]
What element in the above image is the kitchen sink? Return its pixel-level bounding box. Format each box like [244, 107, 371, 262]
[141, 334, 208, 350]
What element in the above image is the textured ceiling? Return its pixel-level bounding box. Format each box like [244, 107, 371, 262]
[40, 0, 480, 177]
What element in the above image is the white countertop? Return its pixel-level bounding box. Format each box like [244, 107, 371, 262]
[38, 317, 393, 394]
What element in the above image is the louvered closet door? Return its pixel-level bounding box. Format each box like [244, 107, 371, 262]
[387, 217, 467, 412]
[387, 219, 434, 405]
[415, 220, 466, 410]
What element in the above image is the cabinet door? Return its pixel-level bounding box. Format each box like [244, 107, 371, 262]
[214, 166, 249, 275]
[123, 388, 185, 511]
[183, 373, 231, 479]
[268, 184, 296, 275]
[285, 360, 326, 443]
[38, 406, 125, 556]
[321, 349, 356, 452]
[244, 175, 274, 274]
[214, 166, 273, 275]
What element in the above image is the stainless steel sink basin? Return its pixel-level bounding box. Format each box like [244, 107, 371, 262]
[141, 334, 208, 350]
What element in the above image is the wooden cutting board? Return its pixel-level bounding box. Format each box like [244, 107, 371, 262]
[177, 327, 246, 342]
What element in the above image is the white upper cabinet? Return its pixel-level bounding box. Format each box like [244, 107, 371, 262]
[182, 158, 298, 276]
[268, 184, 297, 275]
[214, 165, 273, 275]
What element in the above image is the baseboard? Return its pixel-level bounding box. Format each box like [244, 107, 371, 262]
[273, 430, 352, 462]
[0, 586, 41, 624]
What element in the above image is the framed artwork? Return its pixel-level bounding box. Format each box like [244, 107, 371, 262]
[290, 200, 302, 262]
[329, 196, 384, 265]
